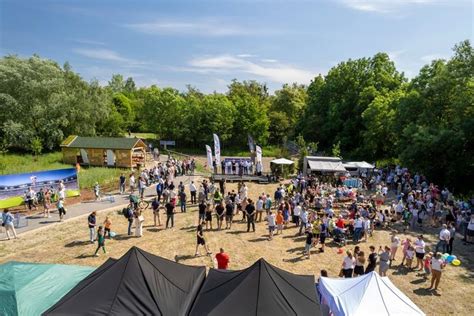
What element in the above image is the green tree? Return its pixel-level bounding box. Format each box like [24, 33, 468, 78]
[107, 74, 125, 93]
[30, 137, 43, 160]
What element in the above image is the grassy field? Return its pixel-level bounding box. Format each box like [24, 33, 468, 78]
[0, 152, 126, 190]
[1, 181, 472, 315]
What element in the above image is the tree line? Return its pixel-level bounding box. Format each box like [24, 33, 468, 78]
[0, 41, 472, 193]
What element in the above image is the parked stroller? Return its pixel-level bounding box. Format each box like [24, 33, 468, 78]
[332, 228, 347, 247]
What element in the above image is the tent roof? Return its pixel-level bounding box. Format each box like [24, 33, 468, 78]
[318, 272, 425, 316]
[270, 158, 295, 165]
[44, 247, 206, 316]
[189, 258, 320, 316]
[60, 136, 146, 150]
[0, 261, 94, 316]
[306, 156, 346, 172]
[343, 161, 375, 169]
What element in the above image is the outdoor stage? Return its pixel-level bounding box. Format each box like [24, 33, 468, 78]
[211, 173, 272, 183]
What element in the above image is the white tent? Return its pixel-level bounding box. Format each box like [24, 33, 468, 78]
[270, 158, 294, 165]
[318, 272, 425, 316]
[342, 161, 375, 169]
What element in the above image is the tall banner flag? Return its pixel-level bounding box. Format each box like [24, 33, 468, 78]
[248, 134, 255, 152]
[205, 145, 213, 171]
[213, 133, 221, 165]
[256, 145, 262, 163]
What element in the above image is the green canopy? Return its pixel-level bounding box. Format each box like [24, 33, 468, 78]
[0, 261, 94, 316]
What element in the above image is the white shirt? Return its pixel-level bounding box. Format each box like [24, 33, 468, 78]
[293, 206, 302, 217]
[468, 218, 474, 231]
[267, 214, 276, 226]
[189, 183, 197, 192]
[354, 218, 364, 229]
[256, 199, 264, 210]
[391, 236, 400, 248]
[414, 239, 425, 253]
[431, 258, 443, 271]
[439, 228, 450, 241]
[343, 256, 355, 269]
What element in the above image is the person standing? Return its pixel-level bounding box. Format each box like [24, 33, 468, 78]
[276, 210, 284, 235]
[179, 190, 187, 213]
[215, 201, 225, 230]
[435, 224, 450, 254]
[57, 198, 66, 222]
[245, 199, 256, 232]
[151, 198, 161, 226]
[2, 209, 17, 240]
[267, 210, 276, 240]
[256, 196, 264, 222]
[293, 203, 301, 227]
[103, 216, 112, 238]
[134, 208, 144, 237]
[93, 226, 106, 256]
[87, 211, 97, 243]
[354, 251, 366, 276]
[298, 207, 308, 235]
[165, 201, 175, 229]
[447, 223, 456, 255]
[390, 233, 401, 262]
[353, 215, 364, 243]
[341, 251, 355, 278]
[205, 203, 213, 230]
[225, 200, 234, 230]
[265, 194, 272, 214]
[195, 221, 212, 256]
[198, 201, 206, 224]
[129, 174, 136, 194]
[43, 189, 51, 218]
[365, 246, 378, 273]
[428, 252, 446, 292]
[189, 181, 197, 204]
[378, 246, 391, 276]
[119, 173, 126, 194]
[414, 235, 426, 270]
[215, 248, 230, 269]
[303, 226, 314, 259]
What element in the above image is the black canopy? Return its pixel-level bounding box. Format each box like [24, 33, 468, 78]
[189, 258, 321, 316]
[43, 247, 206, 316]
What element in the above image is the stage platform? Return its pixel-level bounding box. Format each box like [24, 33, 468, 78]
[211, 174, 272, 183]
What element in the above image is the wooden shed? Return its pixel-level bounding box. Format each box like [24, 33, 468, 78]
[61, 136, 147, 168]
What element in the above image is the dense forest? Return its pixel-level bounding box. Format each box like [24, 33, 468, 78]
[0, 41, 472, 193]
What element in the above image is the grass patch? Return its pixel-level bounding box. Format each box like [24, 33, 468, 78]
[0, 153, 127, 190]
[126, 132, 157, 140]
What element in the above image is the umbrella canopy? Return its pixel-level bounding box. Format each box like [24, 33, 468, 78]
[0, 261, 94, 316]
[43, 247, 206, 316]
[189, 258, 320, 316]
[318, 272, 425, 316]
[270, 158, 294, 165]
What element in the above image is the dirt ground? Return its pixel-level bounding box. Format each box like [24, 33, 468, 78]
[0, 181, 472, 315]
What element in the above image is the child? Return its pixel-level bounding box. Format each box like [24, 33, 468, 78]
[405, 245, 415, 269]
[400, 238, 412, 266]
[276, 210, 284, 235]
[103, 216, 112, 238]
[94, 226, 106, 256]
[423, 252, 433, 278]
[57, 198, 66, 222]
[267, 210, 276, 240]
[304, 226, 314, 259]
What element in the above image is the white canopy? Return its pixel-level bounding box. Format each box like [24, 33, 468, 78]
[304, 156, 346, 173]
[270, 158, 294, 165]
[318, 272, 425, 316]
[343, 161, 375, 169]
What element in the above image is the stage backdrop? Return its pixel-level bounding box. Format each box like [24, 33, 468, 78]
[0, 168, 80, 209]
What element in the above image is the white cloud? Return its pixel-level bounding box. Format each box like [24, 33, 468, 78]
[339, 0, 440, 13]
[73, 39, 106, 46]
[237, 54, 256, 58]
[186, 55, 314, 84]
[261, 58, 278, 63]
[73, 48, 149, 67]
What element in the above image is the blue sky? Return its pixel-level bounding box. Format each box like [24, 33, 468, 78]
[1, 0, 472, 92]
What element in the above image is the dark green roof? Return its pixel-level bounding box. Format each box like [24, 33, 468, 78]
[61, 136, 144, 150]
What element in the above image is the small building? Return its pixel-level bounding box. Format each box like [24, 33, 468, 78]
[61, 136, 147, 168]
[303, 156, 346, 175]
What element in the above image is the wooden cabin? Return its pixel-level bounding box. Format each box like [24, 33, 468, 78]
[61, 136, 147, 168]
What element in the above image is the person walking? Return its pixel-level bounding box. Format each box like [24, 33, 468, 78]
[267, 210, 276, 240]
[165, 201, 175, 229]
[2, 209, 17, 240]
[93, 226, 106, 257]
[57, 198, 66, 222]
[245, 199, 256, 232]
[215, 248, 230, 269]
[195, 221, 212, 256]
[103, 216, 112, 238]
[378, 246, 391, 276]
[179, 190, 187, 213]
[414, 235, 426, 270]
[87, 212, 97, 243]
[428, 252, 446, 292]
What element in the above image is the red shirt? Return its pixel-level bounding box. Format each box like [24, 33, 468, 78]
[215, 253, 230, 270]
[336, 218, 345, 229]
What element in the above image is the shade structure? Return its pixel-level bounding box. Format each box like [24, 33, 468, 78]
[342, 161, 375, 169]
[303, 156, 346, 174]
[270, 158, 295, 165]
[318, 272, 425, 316]
[43, 247, 206, 316]
[189, 258, 320, 316]
[0, 261, 94, 316]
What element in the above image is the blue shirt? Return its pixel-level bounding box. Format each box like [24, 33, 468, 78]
[2, 212, 14, 225]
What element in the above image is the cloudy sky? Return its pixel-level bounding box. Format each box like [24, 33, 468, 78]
[1, 0, 472, 92]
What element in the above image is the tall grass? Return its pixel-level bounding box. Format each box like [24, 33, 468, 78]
[0, 153, 126, 189]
